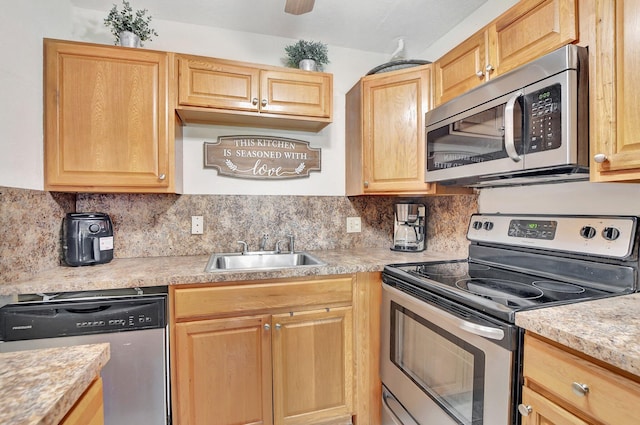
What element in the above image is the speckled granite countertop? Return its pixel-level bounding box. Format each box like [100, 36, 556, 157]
[0, 343, 110, 425]
[0, 248, 459, 298]
[516, 293, 640, 377]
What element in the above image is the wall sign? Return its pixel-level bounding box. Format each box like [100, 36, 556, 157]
[204, 136, 321, 179]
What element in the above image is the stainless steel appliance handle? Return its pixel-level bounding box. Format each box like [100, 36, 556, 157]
[504, 90, 523, 162]
[382, 389, 419, 425]
[457, 319, 505, 340]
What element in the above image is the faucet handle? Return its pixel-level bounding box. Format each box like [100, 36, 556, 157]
[275, 240, 283, 254]
[237, 240, 248, 254]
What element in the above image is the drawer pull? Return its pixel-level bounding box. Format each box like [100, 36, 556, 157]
[264, 324, 271, 331]
[518, 404, 532, 417]
[572, 382, 590, 396]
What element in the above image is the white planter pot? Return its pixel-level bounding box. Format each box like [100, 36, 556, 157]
[298, 59, 317, 71]
[119, 31, 141, 48]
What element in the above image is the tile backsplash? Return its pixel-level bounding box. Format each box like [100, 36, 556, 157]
[1, 186, 478, 284]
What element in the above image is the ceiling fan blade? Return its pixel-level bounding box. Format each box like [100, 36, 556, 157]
[285, 0, 315, 15]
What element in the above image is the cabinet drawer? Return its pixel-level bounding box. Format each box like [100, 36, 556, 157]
[173, 276, 353, 320]
[523, 334, 640, 425]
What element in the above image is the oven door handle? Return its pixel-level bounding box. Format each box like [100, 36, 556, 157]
[504, 90, 523, 162]
[382, 387, 420, 425]
[454, 317, 505, 340]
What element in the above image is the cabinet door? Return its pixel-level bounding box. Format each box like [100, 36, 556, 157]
[492, 0, 577, 76]
[271, 307, 353, 425]
[44, 39, 173, 193]
[260, 70, 332, 118]
[177, 57, 260, 111]
[361, 67, 434, 193]
[174, 315, 273, 425]
[520, 387, 590, 425]
[434, 30, 489, 106]
[59, 377, 104, 425]
[592, 0, 640, 182]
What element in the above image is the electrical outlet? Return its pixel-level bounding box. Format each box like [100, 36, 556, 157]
[191, 216, 203, 235]
[346, 216, 362, 233]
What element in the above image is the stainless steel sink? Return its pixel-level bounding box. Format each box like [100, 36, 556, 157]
[204, 251, 326, 272]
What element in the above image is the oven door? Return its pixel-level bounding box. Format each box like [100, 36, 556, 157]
[381, 282, 517, 425]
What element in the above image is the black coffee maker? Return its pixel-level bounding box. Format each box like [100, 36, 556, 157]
[63, 212, 114, 266]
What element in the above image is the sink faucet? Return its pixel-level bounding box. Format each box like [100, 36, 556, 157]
[287, 234, 295, 253]
[237, 240, 248, 254]
[259, 233, 269, 251]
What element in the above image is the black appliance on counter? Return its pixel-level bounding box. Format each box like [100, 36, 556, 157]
[381, 213, 639, 425]
[63, 212, 114, 266]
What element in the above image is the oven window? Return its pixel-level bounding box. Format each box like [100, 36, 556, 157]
[390, 302, 485, 425]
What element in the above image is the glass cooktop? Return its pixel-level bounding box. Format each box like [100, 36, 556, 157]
[383, 259, 616, 322]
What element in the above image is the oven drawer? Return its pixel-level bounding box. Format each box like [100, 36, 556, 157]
[523, 333, 640, 425]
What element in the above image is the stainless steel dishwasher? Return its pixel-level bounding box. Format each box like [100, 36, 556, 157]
[0, 287, 170, 425]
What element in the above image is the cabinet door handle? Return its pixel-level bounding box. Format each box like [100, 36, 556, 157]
[485, 64, 494, 73]
[252, 98, 259, 105]
[594, 153, 608, 163]
[264, 324, 271, 330]
[158, 173, 166, 180]
[475, 70, 484, 78]
[275, 323, 281, 330]
[363, 181, 369, 188]
[571, 382, 589, 396]
[261, 98, 268, 107]
[517, 404, 532, 417]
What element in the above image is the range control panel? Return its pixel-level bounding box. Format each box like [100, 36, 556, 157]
[468, 214, 637, 259]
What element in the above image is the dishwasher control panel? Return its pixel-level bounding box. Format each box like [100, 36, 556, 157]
[0, 295, 166, 341]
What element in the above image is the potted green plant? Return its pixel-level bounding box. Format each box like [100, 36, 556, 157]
[103, 0, 158, 47]
[284, 39, 329, 71]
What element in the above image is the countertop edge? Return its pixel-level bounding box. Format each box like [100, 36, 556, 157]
[0, 343, 110, 425]
[515, 293, 640, 378]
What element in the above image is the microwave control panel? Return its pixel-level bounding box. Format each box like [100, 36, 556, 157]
[526, 83, 562, 153]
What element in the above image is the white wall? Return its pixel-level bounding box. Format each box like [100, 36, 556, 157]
[0, 3, 387, 195]
[0, 0, 72, 190]
[479, 181, 640, 215]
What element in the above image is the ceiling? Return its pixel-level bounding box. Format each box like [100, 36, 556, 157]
[70, 0, 488, 58]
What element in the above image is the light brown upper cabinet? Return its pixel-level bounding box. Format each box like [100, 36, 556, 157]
[176, 55, 332, 132]
[591, 0, 640, 182]
[44, 39, 179, 193]
[346, 65, 471, 196]
[434, 0, 578, 105]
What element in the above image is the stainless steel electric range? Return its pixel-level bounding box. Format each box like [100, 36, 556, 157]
[380, 214, 639, 425]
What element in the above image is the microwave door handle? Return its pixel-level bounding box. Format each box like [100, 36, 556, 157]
[382, 389, 420, 425]
[504, 90, 523, 162]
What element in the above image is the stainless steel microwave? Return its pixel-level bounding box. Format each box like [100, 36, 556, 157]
[425, 45, 589, 187]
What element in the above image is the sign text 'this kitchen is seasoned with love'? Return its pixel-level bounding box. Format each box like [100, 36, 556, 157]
[204, 136, 321, 179]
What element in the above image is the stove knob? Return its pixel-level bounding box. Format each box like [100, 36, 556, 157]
[472, 221, 483, 230]
[482, 221, 494, 230]
[602, 226, 620, 241]
[580, 226, 596, 239]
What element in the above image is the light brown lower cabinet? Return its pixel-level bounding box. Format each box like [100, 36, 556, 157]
[520, 332, 640, 425]
[170, 276, 365, 425]
[59, 376, 104, 425]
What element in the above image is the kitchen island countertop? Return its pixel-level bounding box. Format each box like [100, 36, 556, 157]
[516, 293, 640, 378]
[0, 248, 460, 298]
[0, 343, 110, 425]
